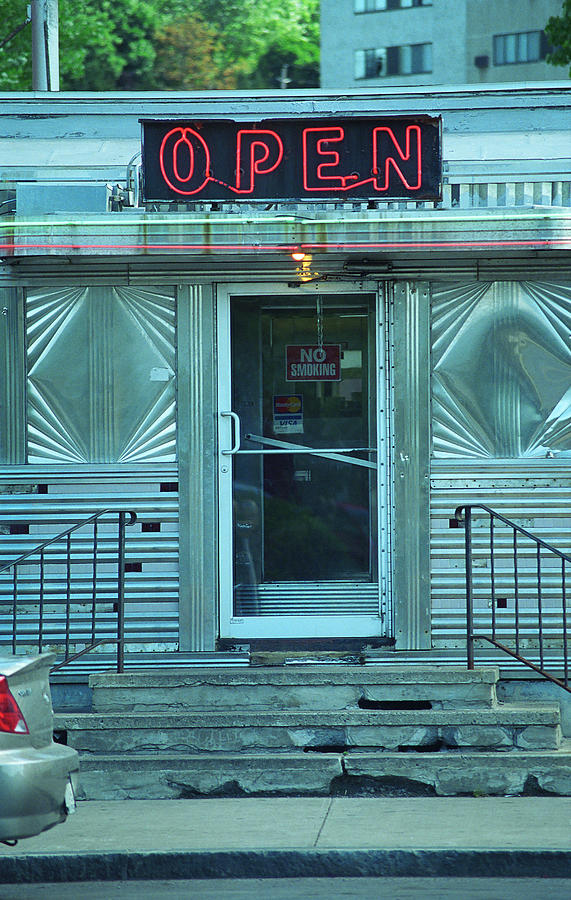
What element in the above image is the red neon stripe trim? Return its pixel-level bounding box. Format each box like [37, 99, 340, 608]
[0, 239, 564, 252]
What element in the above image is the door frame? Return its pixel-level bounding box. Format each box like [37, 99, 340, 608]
[216, 281, 391, 640]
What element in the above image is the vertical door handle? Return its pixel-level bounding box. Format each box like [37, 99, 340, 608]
[221, 411, 241, 454]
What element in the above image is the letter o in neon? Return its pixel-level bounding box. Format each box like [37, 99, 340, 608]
[159, 127, 210, 196]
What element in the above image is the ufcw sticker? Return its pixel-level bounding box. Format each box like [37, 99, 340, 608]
[286, 345, 341, 382]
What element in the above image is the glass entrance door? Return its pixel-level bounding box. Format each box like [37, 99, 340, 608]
[218, 284, 388, 639]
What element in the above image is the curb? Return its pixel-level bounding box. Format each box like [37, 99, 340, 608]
[1, 848, 570, 883]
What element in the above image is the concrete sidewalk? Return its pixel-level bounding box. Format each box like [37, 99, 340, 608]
[1, 797, 570, 882]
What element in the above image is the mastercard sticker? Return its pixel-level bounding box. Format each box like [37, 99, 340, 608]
[273, 395, 303, 434]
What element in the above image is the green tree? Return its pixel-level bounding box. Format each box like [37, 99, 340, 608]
[187, 0, 320, 88]
[546, 0, 571, 76]
[61, 0, 164, 91]
[0, 0, 165, 90]
[150, 14, 242, 90]
[0, 0, 320, 91]
[0, 0, 34, 89]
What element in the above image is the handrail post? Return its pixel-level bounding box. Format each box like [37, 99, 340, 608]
[563, 560, 568, 689]
[12, 567, 18, 654]
[452, 502, 571, 693]
[464, 506, 474, 670]
[117, 511, 126, 674]
[65, 532, 71, 662]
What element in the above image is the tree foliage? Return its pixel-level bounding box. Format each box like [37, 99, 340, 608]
[184, 0, 320, 87]
[546, 0, 571, 76]
[151, 15, 242, 90]
[0, 0, 320, 91]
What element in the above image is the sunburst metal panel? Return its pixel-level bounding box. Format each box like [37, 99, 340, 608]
[432, 282, 571, 458]
[26, 286, 176, 463]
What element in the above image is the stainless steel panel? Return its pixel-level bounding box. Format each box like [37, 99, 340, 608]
[430, 460, 571, 651]
[430, 279, 571, 658]
[0, 287, 25, 464]
[432, 281, 571, 458]
[0, 465, 179, 653]
[177, 284, 218, 652]
[392, 282, 431, 649]
[4, 256, 571, 289]
[234, 583, 380, 616]
[26, 286, 176, 463]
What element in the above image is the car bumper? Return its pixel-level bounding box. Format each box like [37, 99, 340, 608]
[0, 742, 79, 841]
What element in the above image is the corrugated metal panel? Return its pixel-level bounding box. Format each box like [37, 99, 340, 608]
[178, 284, 218, 652]
[392, 282, 431, 649]
[0, 286, 25, 464]
[50, 652, 250, 678]
[0, 465, 179, 653]
[234, 583, 380, 616]
[3, 256, 571, 287]
[430, 460, 571, 650]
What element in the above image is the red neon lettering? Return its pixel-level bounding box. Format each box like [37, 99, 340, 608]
[155, 122, 426, 199]
[303, 128, 348, 191]
[372, 126, 422, 191]
[159, 127, 211, 196]
[303, 127, 376, 192]
[303, 127, 344, 189]
[233, 130, 284, 194]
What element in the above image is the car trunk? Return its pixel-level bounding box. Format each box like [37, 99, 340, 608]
[0, 653, 55, 749]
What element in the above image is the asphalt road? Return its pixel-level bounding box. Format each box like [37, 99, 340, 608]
[1, 879, 571, 899]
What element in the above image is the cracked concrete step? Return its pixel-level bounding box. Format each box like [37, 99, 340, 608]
[89, 666, 500, 712]
[75, 744, 571, 800]
[343, 743, 571, 797]
[77, 752, 343, 800]
[56, 704, 562, 753]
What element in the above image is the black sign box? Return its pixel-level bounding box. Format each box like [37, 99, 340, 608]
[141, 116, 441, 202]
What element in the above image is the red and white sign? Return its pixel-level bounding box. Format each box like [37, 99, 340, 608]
[286, 345, 341, 382]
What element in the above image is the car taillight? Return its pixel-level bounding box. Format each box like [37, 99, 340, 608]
[0, 675, 29, 734]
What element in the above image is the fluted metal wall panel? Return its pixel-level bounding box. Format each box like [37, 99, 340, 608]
[26, 286, 176, 463]
[432, 281, 571, 458]
[177, 284, 218, 652]
[0, 465, 179, 652]
[392, 282, 431, 649]
[0, 287, 25, 464]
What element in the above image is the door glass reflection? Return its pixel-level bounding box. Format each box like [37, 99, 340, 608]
[231, 295, 377, 615]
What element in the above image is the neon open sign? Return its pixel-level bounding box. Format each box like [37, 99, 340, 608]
[141, 117, 441, 202]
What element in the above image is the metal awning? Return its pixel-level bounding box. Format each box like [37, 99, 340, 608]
[2, 207, 570, 258]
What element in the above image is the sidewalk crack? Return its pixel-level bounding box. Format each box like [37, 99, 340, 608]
[314, 797, 334, 848]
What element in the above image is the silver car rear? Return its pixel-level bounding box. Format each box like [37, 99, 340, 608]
[0, 652, 79, 842]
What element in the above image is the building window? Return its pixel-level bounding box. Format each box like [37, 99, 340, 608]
[355, 43, 432, 78]
[354, 0, 387, 12]
[354, 0, 431, 12]
[493, 31, 549, 65]
[354, 48, 385, 78]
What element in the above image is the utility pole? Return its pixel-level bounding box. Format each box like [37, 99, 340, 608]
[31, 0, 59, 91]
[278, 64, 291, 90]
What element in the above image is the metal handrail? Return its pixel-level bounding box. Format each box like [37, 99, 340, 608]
[0, 509, 137, 673]
[454, 504, 570, 694]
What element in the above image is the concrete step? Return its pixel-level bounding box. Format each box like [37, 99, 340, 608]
[89, 665, 500, 712]
[76, 743, 571, 800]
[56, 704, 562, 753]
